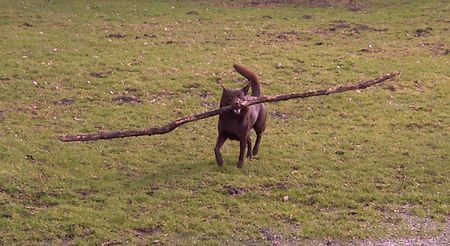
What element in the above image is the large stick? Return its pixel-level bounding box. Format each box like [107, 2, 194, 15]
[59, 72, 399, 142]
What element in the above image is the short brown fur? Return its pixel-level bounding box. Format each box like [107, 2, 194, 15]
[214, 64, 267, 168]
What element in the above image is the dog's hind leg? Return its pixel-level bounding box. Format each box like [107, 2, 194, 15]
[237, 138, 247, 168]
[253, 121, 266, 156]
[253, 133, 263, 156]
[246, 136, 252, 160]
[214, 134, 227, 167]
[253, 106, 267, 156]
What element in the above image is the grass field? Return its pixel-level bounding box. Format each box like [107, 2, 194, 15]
[0, 0, 449, 244]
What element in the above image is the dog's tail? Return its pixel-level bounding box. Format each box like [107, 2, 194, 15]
[233, 64, 261, 96]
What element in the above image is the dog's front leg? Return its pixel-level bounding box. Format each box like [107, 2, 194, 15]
[214, 134, 226, 167]
[237, 138, 247, 168]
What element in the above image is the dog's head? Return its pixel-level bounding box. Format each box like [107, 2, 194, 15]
[219, 83, 250, 115]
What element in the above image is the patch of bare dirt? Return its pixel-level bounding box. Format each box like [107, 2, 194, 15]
[224, 185, 247, 195]
[112, 95, 142, 104]
[148, 90, 177, 103]
[258, 30, 304, 45]
[54, 98, 75, 106]
[420, 42, 448, 56]
[247, 205, 449, 245]
[106, 33, 126, 39]
[358, 215, 450, 246]
[260, 228, 284, 244]
[134, 33, 159, 39]
[259, 181, 290, 191]
[232, 0, 289, 7]
[414, 27, 433, 37]
[269, 111, 290, 121]
[0, 110, 6, 122]
[226, 0, 368, 11]
[100, 240, 123, 246]
[0, 76, 10, 83]
[134, 225, 162, 238]
[198, 90, 214, 98]
[312, 20, 388, 35]
[75, 189, 98, 200]
[90, 71, 109, 78]
[60, 237, 73, 246]
[358, 47, 382, 54]
[186, 10, 200, 15]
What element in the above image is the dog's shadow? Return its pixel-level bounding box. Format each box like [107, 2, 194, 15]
[131, 154, 259, 192]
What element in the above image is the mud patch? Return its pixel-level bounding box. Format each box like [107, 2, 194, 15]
[260, 181, 290, 191]
[134, 33, 159, 39]
[313, 21, 387, 35]
[75, 189, 98, 200]
[270, 111, 290, 120]
[258, 30, 303, 44]
[198, 90, 214, 98]
[276, 31, 300, 41]
[25, 154, 35, 161]
[54, 98, 75, 106]
[414, 27, 432, 37]
[186, 11, 199, 15]
[112, 95, 142, 104]
[143, 33, 158, 38]
[358, 47, 382, 54]
[134, 225, 162, 238]
[61, 237, 73, 246]
[420, 42, 448, 55]
[100, 240, 123, 246]
[106, 33, 126, 38]
[225, 185, 247, 195]
[0, 110, 5, 122]
[245, 0, 287, 6]
[0, 76, 10, 84]
[405, 122, 443, 130]
[148, 90, 177, 103]
[227, 0, 368, 11]
[260, 228, 283, 244]
[90, 71, 109, 78]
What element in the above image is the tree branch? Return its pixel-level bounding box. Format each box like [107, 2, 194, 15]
[59, 72, 399, 142]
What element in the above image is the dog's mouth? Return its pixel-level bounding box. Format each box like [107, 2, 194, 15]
[233, 108, 241, 115]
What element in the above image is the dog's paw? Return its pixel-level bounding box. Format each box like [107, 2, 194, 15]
[236, 161, 244, 168]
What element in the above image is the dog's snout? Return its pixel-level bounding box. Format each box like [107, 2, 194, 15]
[232, 99, 242, 115]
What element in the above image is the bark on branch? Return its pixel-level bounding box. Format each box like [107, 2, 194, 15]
[59, 72, 399, 142]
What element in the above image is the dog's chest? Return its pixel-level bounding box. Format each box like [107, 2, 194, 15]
[218, 114, 253, 140]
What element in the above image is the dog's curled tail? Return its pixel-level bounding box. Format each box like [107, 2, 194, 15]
[233, 64, 261, 96]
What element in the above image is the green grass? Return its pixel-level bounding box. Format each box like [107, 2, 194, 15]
[0, 0, 449, 244]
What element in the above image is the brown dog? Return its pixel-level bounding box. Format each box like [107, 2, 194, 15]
[214, 64, 267, 168]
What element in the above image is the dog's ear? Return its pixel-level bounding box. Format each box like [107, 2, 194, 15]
[241, 83, 251, 95]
